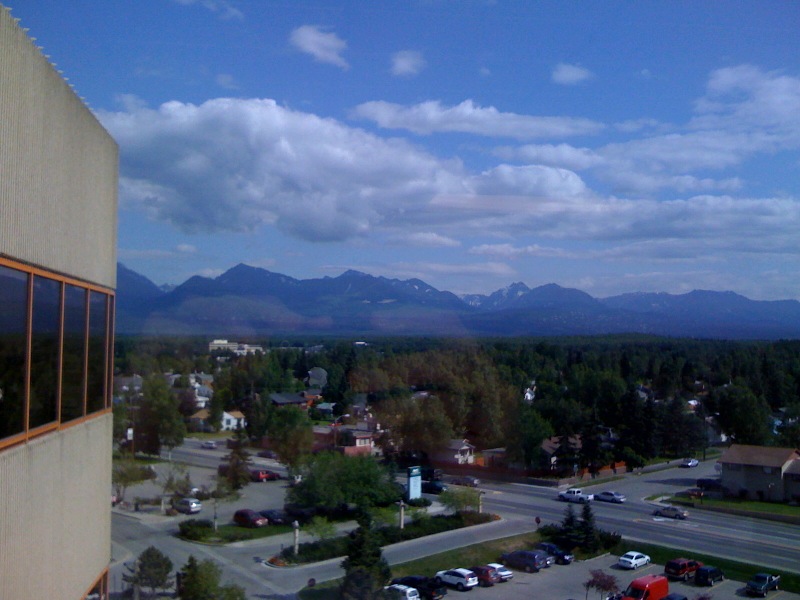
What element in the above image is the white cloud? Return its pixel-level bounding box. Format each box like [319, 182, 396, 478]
[290, 25, 349, 70]
[215, 73, 238, 90]
[176, 244, 197, 254]
[172, 0, 243, 20]
[352, 99, 604, 139]
[393, 232, 461, 247]
[495, 143, 603, 171]
[552, 63, 594, 85]
[391, 50, 426, 77]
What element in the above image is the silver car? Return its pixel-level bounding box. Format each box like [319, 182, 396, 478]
[174, 497, 202, 514]
[653, 506, 688, 519]
[595, 490, 626, 503]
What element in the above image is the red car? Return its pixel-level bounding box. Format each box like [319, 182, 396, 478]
[664, 558, 703, 581]
[469, 565, 501, 587]
[250, 469, 281, 482]
[233, 509, 267, 528]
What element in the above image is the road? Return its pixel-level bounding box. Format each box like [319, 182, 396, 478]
[110, 444, 800, 598]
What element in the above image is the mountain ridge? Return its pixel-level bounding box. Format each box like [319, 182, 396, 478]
[115, 263, 800, 339]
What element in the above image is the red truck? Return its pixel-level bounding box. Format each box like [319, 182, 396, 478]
[621, 574, 669, 600]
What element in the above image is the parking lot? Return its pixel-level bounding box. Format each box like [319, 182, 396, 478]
[457, 556, 800, 600]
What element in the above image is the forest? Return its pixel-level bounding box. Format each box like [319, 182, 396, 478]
[113, 335, 800, 474]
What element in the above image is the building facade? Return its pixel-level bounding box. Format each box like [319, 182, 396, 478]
[1, 5, 118, 598]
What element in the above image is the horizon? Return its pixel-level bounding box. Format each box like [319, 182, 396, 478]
[9, 1, 800, 300]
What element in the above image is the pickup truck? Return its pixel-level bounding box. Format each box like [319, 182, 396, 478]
[746, 573, 780, 597]
[558, 488, 594, 503]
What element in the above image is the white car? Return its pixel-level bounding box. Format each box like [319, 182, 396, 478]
[680, 457, 699, 468]
[174, 497, 202, 514]
[384, 584, 420, 600]
[617, 551, 650, 569]
[435, 568, 478, 591]
[486, 562, 513, 582]
[200, 440, 217, 449]
[595, 490, 626, 503]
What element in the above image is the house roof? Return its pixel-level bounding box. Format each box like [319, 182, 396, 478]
[446, 439, 474, 451]
[541, 435, 582, 455]
[269, 392, 309, 405]
[719, 444, 800, 468]
[227, 410, 245, 419]
[191, 408, 210, 420]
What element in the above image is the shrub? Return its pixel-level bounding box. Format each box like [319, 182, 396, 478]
[405, 497, 432, 508]
[178, 519, 213, 541]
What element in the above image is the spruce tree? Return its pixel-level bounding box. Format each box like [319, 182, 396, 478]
[339, 512, 391, 599]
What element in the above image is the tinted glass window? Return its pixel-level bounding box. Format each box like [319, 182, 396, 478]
[0, 266, 28, 439]
[61, 284, 87, 422]
[86, 291, 108, 414]
[29, 276, 61, 428]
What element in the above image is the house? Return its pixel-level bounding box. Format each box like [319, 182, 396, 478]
[541, 435, 582, 471]
[189, 409, 247, 432]
[221, 410, 246, 431]
[430, 439, 476, 465]
[311, 425, 376, 456]
[270, 392, 312, 409]
[718, 444, 800, 502]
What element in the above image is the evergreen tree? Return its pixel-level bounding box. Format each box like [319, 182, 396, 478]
[220, 427, 252, 490]
[124, 546, 174, 598]
[178, 555, 246, 600]
[560, 504, 581, 551]
[339, 512, 391, 600]
[578, 502, 600, 553]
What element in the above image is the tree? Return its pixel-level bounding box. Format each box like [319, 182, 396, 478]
[112, 457, 153, 503]
[339, 512, 391, 600]
[438, 487, 481, 514]
[178, 555, 246, 600]
[124, 546, 174, 598]
[583, 569, 619, 600]
[305, 515, 336, 541]
[219, 427, 252, 490]
[578, 503, 599, 553]
[137, 374, 186, 456]
[288, 452, 399, 512]
[713, 383, 772, 445]
[560, 503, 581, 551]
[504, 403, 553, 468]
[376, 394, 454, 457]
[265, 405, 314, 474]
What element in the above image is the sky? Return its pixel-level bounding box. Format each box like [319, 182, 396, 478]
[7, 1, 800, 300]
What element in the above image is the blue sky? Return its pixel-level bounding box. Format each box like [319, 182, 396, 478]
[8, 1, 800, 299]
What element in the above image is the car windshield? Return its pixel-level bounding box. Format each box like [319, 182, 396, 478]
[623, 585, 646, 599]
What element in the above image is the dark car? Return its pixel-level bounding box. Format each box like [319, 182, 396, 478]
[233, 509, 267, 528]
[469, 565, 501, 587]
[259, 509, 288, 525]
[284, 503, 316, 524]
[391, 575, 447, 600]
[536, 542, 574, 565]
[664, 558, 703, 581]
[500, 550, 549, 573]
[664, 594, 689, 600]
[421, 480, 448, 494]
[695, 566, 724, 586]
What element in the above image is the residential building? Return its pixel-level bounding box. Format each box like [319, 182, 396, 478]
[208, 339, 264, 355]
[719, 444, 800, 502]
[430, 439, 476, 465]
[0, 5, 118, 598]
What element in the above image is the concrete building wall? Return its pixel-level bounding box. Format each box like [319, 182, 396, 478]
[0, 5, 118, 598]
[0, 5, 118, 289]
[0, 416, 113, 598]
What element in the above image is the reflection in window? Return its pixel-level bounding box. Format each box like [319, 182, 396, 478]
[29, 276, 61, 428]
[61, 284, 86, 422]
[86, 291, 107, 414]
[0, 266, 27, 438]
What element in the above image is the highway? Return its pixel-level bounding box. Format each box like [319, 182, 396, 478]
[110, 443, 800, 597]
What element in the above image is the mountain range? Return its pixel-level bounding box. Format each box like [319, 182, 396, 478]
[115, 263, 800, 339]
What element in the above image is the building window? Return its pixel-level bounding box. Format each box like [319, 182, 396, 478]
[29, 276, 61, 429]
[0, 265, 27, 439]
[61, 284, 87, 422]
[0, 259, 114, 445]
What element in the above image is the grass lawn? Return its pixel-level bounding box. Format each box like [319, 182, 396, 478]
[671, 495, 800, 518]
[183, 523, 294, 544]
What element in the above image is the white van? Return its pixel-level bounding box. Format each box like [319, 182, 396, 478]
[384, 584, 420, 599]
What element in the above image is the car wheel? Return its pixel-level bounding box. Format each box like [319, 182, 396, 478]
[435, 577, 443, 586]
[457, 583, 464, 591]
[525, 565, 533, 573]
[684, 573, 689, 581]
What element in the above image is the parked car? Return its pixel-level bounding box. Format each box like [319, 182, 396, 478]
[200, 440, 217, 449]
[233, 508, 268, 528]
[620, 575, 669, 600]
[250, 468, 280, 482]
[450, 476, 480, 487]
[617, 551, 651, 570]
[469, 565, 501, 586]
[653, 506, 688, 519]
[680, 457, 699, 468]
[390, 575, 447, 600]
[500, 550, 549, 573]
[746, 573, 781, 597]
[595, 490, 626, 503]
[256, 449, 277, 459]
[434, 568, 478, 591]
[422, 480, 448, 494]
[258, 509, 288, 525]
[486, 562, 513, 582]
[384, 584, 421, 600]
[664, 595, 689, 600]
[695, 565, 724, 586]
[174, 497, 202, 514]
[536, 542, 574, 564]
[664, 558, 703, 581]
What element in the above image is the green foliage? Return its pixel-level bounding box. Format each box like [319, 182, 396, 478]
[288, 452, 400, 512]
[135, 374, 187, 455]
[305, 516, 337, 541]
[178, 519, 214, 541]
[339, 514, 391, 600]
[713, 383, 772, 444]
[123, 545, 174, 597]
[178, 555, 247, 600]
[505, 402, 554, 468]
[265, 405, 314, 472]
[438, 487, 481, 513]
[219, 427, 253, 490]
[112, 458, 155, 502]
